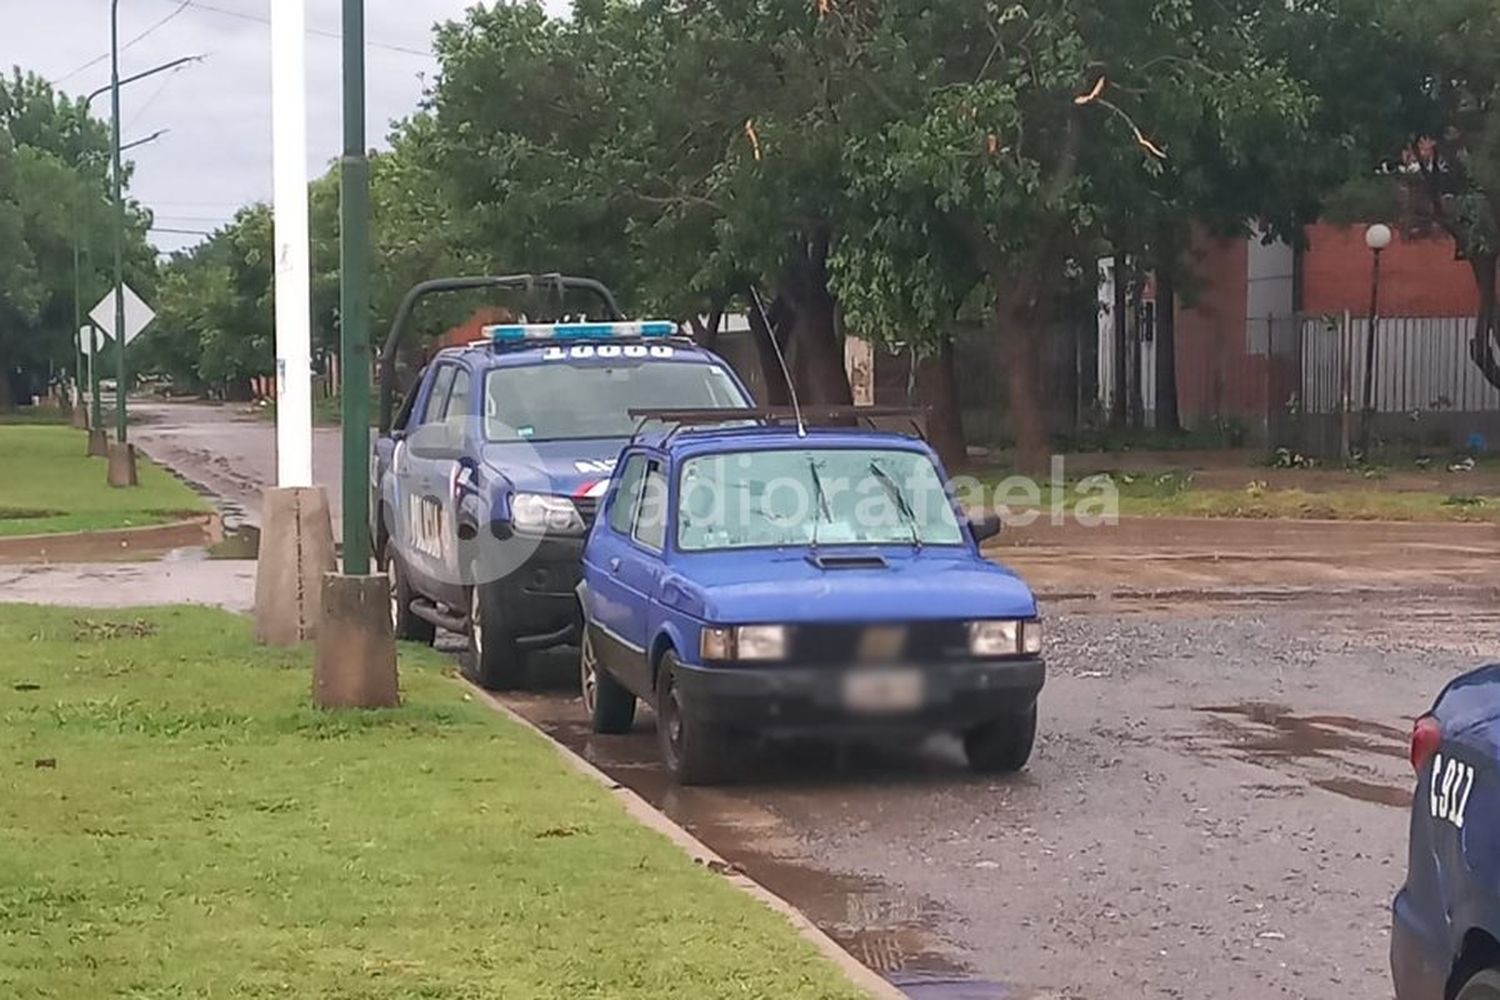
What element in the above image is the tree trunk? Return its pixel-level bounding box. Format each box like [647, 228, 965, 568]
[914, 339, 966, 470]
[1154, 261, 1180, 431]
[687, 299, 725, 352]
[1109, 252, 1128, 428]
[995, 298, 1048, 474]
[780, 239, 853, 407]
[1469, 253, 1500, 391]
[746, 291, 792, 407]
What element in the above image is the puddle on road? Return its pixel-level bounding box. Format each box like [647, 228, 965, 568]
[207, 524, 260, 559]
[1193, 701, 1412, 808]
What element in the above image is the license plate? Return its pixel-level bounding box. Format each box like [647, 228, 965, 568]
[842, 669, 924, 714]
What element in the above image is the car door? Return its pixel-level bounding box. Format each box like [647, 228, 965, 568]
[431, 365, 475, 608]
[583, 452, 651, 697]
[399, 363, 458, 600]
[613, 457, 670, 695]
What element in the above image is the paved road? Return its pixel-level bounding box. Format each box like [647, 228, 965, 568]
[128, 399, 1500, 999]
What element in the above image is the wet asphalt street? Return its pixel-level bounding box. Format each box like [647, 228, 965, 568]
[125, 400, 1500, 1000]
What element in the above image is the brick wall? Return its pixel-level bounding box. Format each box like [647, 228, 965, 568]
[1301, 223, 1475, 317]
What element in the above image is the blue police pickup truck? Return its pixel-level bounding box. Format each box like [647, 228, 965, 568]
[1393, 664, 1500, 1000]
[373, 318, 751, 690]
[577, 409, 1044, 785]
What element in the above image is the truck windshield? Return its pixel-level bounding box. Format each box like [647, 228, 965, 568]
[677, 447, 965, 551]
[484, 359, 748, 441]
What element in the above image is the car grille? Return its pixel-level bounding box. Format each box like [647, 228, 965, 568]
[575, 495, 600, 527]
[786, 621, 971, 665]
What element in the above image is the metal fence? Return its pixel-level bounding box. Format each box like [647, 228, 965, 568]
[1283, 314, 1500, 455]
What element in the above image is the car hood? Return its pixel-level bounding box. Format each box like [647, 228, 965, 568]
[672, 548, 1038, 623]
[480, 438, 625, 497]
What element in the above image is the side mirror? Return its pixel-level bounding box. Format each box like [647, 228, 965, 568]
[968, 511, 1001, 544]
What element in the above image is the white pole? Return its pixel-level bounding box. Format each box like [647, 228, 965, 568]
[270, 0, 313, 487]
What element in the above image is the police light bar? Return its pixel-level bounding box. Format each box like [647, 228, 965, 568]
[485, 320, 678, 343]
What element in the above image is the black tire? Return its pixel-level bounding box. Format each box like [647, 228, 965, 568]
[1458, 969, 1500, 1000]
[384, 539, 435, 644]
[655, 651, 735, 785]
[465, 582, 526, 690]
[581, 628, 636, 734]
[964, 706, 1038, 773]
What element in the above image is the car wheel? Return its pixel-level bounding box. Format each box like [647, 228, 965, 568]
[581, 629, 636, 734]
[1459, 970, 1500, 1000]
[963, 705, 1038, 773]
[655, 651, 733, 785]
[466, 582, 526, 691]
[383, 539, 435, 644]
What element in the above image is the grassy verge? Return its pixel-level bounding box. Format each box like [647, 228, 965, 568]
[979, 470, 1500, 522]
[0, 425, 208, 536]
[0, 406, 71, 426]
[0, 605, 869, 1000]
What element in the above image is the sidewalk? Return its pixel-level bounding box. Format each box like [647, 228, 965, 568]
[0, 558, 254, 611]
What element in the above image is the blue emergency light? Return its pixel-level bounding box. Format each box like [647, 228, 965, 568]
[485, 320, 678, 342]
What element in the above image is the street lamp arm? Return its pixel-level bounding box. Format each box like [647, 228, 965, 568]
[120, 128, 168, 153]
[83, 54, 203, 107]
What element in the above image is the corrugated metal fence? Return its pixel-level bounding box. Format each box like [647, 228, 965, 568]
[1300, 315, 1500, 416]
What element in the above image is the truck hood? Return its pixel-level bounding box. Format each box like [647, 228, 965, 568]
[672, 548, 1038, 623]
[480, 438, 625, 497]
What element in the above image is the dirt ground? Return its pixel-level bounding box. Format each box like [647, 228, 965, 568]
[24, 399, 1500, 1000]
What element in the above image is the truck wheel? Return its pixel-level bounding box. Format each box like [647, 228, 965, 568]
[466, 582, 526, 690]
[964, 706, 1038, 773]
[582, 629, 636, 734]
[384, 540, 435, 644]
[656, 651, 733, 785]
[1458, 970, 1500, 1000]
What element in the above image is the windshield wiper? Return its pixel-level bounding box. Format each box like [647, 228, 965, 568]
[868, 459, 920, 549]
[807, 456, 831, 549]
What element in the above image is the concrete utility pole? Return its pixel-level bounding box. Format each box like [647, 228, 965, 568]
[105, 0, 139, 487]
[254, 0, 337, 648]
[310, 0, 397, 708]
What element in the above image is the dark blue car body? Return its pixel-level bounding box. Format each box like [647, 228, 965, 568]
[1393, 664, 1500, 1000]
[577, 422, 1046, 784]
[373, 330, 751, 688]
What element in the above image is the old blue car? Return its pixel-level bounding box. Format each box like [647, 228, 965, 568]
[1393, 664, 1500, 1000]
[576, 410, 1045, 784]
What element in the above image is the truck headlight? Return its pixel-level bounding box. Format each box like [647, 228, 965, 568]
[700, 624, 788, 662]
[510, 493, 585, 536]
[968, 619, 1040, 657]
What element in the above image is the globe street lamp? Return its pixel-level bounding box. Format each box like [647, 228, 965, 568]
[1359, 222, 1393, 455]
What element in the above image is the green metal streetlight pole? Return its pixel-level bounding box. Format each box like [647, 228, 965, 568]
[339, 0, 372, 574]
[109, 0, 128, 444]
[73, 59, 196, 430]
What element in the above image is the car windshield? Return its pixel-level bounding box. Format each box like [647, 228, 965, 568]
[483, 358, 748, 441]
[677, 447, 965, 551]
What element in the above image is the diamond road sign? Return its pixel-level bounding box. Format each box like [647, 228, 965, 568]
[89, 284, 155, 345]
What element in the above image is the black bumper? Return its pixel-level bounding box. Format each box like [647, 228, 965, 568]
[485, 535, 584, 647]
[671, 656, 1045, 735]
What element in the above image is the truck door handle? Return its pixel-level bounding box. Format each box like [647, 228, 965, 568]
[608, 557, 621, 572]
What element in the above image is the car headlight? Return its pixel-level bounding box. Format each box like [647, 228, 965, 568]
[700, 624, 788, 662]
[510, 493, 586, 535]
[968, 619, 1041, 657]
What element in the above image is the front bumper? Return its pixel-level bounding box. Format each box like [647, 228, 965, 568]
[671, 656, 1045, 735]
[1391, 888, 1447, 1000]
[484, 533, 585, 646]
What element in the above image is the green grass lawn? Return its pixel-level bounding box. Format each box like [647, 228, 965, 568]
[0, 425, 208, 536]
[0, 406, 71, 426]
[0, 606, 869, 1000]
[978, 469, 1500, 523]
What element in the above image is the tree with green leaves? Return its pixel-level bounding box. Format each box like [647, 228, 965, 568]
[0, 69, 154, 408]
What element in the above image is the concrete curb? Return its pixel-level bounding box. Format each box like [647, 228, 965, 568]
[464, 680, 906, 1000]
[0, 513, 222, 564]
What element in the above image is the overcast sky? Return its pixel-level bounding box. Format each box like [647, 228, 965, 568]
[3, 0, 566, 254]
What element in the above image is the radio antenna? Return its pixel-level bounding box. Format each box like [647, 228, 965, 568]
[748, 286, 805, 437]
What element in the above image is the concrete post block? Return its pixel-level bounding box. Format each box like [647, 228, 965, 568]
[106, 442, 139, 487]
[253, 486, 337, 646]
[70, 405, 88, 429]
[87, 428, 109, 457]
[313, 573, 399, 709]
